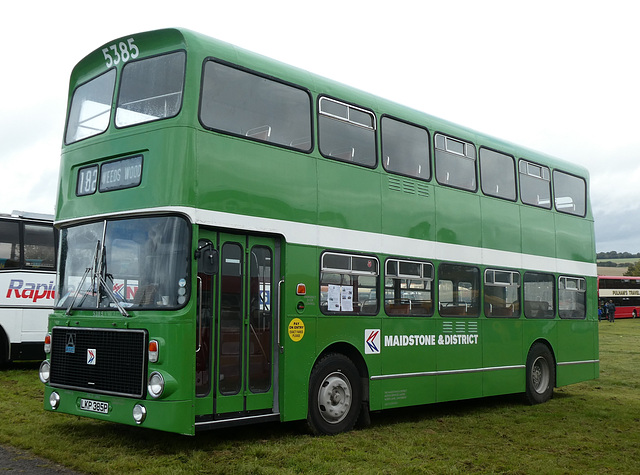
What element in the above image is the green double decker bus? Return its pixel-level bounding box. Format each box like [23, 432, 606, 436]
[40, 28, 598, 435]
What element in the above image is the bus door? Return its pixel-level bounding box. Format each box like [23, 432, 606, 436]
[196, 231, 278, 418]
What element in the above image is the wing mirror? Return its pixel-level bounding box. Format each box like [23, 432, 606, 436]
[195, 241, 218, 275]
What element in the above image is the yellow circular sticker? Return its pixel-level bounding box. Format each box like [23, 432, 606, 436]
[288, 318, 305, 342]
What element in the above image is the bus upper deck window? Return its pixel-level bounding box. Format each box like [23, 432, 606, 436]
[65, 69, 116, 144]
[434, 134, 477, 191]
[381, 117, 431, 181]
[318, 97, 376, 168]
[553, 170, 586, 217]
[116, 51, 186, 127]
[199, 60, 312, 151]
[479, 148, 516, 201]
[519, 160, 551, 209]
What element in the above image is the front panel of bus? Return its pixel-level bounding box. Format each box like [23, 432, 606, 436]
[42, 30, 212, 435]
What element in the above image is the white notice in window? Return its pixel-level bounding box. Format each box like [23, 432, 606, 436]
[341, 285, 353, 312]
[328, 284, 341, 311]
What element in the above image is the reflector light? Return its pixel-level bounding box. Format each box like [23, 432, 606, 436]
[148, 340, 159, 363]
[44, 334, 51, 354]
[296, 283, 306, 296]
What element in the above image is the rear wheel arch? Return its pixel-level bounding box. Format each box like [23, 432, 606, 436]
[525, 340, 556, 404]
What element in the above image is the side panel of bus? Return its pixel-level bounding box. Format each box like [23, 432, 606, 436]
[0, 271, 55, 361]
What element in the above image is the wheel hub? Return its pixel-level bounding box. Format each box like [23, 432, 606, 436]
[317, 372, 352, 424]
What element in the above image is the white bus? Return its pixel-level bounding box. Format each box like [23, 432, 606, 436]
[0, 211, 56, 365]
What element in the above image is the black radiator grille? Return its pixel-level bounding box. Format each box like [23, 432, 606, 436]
[50, 327, 147, 398]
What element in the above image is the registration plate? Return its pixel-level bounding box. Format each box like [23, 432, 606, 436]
[80, 398, 109, 414]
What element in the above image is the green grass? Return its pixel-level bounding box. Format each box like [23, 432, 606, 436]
[2, 321, 640, 474]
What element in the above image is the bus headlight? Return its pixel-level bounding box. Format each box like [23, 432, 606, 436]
[39, 360, 51, 383]
[133, 404, 147, 424]
[148, 371, 165, 398]
[49, 391, 60, 410]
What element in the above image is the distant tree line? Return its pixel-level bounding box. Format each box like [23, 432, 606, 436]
[599, 261, 629, 268]
[596, 251, 640, 276]
[597, 251, 640, 260]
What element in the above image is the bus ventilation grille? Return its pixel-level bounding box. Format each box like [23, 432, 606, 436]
[388, 176, 430, 197]
[49, 327, 147, 398]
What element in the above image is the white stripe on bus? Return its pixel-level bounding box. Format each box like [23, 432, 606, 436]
[57, 206, 597, 277]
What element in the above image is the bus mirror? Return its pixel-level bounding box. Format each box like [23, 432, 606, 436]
[195, 242, 218, 275]
[204, 249, 218, 275]
[203, 249, 219, 275]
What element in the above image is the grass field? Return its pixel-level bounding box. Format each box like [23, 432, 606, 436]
[1, 321, 639, 474]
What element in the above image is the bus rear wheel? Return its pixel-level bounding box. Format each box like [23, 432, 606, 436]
[525, 343, 555, 405]
[307, 353, 361, 435]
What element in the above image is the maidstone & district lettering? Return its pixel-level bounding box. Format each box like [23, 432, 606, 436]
[384, 333, 479, 347]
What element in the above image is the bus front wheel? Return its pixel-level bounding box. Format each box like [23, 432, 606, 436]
[525, 343, 555, 405]
[307, 353, 361, 435]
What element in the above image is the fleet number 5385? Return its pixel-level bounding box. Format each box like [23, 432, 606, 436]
[102, 38, 139, 68]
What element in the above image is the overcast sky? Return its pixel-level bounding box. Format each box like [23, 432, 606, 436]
[1, 0, 638, 252]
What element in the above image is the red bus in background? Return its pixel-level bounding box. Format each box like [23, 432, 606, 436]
[598, 276, 640, 319]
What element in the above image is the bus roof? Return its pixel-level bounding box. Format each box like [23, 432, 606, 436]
[0, 211, 54, 221]
[70, 27, 589, 180]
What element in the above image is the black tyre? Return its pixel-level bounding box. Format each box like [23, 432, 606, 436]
[307, 353, 361, 435]
[633, 309, 637, 319]
[525, 343, 555, 404]
[0, 331, 9, 368]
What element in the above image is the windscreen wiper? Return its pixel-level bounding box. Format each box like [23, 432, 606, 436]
[65, 241, 100, 316]
[64, 240, 129, 317]
[96, 244, 129, 317]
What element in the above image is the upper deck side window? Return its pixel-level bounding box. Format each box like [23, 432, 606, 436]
[199, 60, 312, 151]
[65, 69, 116, 144]
[479, 148, 516, 201]
[318, 97, 376, 167]
[553, 170, 587, 217]
[116, 51, 186, 128]
[381, 117, 431, 181]
[519, 160, 551, 209]
[434, 134, 477, 191]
